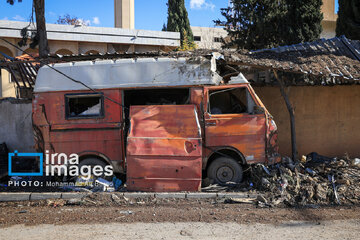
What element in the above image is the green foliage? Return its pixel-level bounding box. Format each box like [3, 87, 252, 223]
[216, 0, 323, 50]
[177, 30, 196, 51]
[162, 23, 167, 31]
[286, 0, 323, 44]
[336, 0, 360, 40]
[6, 0, 22, 5]
[56, 14, 88, 26]
[166, 0, 195, 50]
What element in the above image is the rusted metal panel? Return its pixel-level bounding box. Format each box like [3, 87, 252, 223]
[205, 114, 266, 163]
[32, 89, 125, 171]
[203, 85, 267, 164]
[127, 105, 202, 192]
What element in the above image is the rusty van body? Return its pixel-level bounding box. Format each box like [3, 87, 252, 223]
[32, 56, 279, 192]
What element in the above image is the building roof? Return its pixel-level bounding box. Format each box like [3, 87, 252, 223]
[0, 20, 180, 47]
[2, 36, 359, 91]
[222, 36, 360, 84]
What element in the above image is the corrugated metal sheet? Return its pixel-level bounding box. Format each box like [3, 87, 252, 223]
[226, 36, 360, 83]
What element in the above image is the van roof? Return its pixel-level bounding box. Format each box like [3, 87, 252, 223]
[34, 56, 249, 93]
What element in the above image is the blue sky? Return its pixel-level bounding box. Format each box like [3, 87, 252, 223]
[0, 0, 339, 31]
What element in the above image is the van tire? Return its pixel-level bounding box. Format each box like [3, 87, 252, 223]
[207, 157, 243, 185]
[78, 158, 112, 180]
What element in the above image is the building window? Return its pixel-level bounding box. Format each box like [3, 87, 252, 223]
[65, 93, 104, 119]
[194, 36, 201, 41]
[214, 37, 222, 43]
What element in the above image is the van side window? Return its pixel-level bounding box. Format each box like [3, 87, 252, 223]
[65, 93, 104, 119]
[209, 87, 255, 114]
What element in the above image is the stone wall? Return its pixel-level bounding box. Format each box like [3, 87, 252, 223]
[0, 98, 34, 152]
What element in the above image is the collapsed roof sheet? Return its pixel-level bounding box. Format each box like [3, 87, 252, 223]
[223, 36, 360, 82]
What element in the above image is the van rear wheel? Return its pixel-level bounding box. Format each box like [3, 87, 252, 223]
[207, 157, 243, 185]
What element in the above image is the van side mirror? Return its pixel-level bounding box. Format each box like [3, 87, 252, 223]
[253, 106, 265, 114]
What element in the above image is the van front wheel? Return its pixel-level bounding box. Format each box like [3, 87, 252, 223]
[207, 157, 243, 185]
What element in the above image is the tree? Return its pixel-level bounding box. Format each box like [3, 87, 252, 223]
[286, 0, 323, 44]
[336, 0, 360, 40]
[6, 0, 22, 4]
[6, 0, 49, 58]
[34, 0, 49, 58]
[217, 0, 323, 50]
[166, 0, 195, 50]
[56, 14, 89, 26]
[215, 0, 288, 50]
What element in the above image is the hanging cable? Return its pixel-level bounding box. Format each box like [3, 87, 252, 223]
[0, 37, 127, 108]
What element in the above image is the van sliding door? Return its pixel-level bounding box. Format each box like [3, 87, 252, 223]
[126, 105, 202, 192]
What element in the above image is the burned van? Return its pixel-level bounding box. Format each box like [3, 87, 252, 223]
[33, 56, 279, 192]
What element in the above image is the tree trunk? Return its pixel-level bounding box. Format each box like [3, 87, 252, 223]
[34, 0, 49, 58]
[273, 70, 297, 161]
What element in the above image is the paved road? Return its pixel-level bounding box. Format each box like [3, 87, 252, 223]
[1, 220, 360, 240]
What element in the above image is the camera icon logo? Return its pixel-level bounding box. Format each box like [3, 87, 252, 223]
[8, 150, 43, 176]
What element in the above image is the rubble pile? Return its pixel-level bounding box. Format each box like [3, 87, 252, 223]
[250, 153, 360, 207]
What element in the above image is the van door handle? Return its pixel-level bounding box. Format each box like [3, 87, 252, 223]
[206, 120, 217, 126]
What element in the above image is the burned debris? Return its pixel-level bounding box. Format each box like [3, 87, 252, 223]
[248, 154, 360, 207]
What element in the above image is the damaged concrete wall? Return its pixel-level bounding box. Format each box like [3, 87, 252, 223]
[254, 85, 360, 158]
[0, 98, 34, 152]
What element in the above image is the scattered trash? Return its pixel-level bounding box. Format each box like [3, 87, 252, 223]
[93, 178, 115, 192]
[256, 195, 267, 204]
[249, 154, 360, 206]
[47, 199, 66, 207]
[119, 210, 134, 215]
[353, 158, 360, 166]
[61, 176, 123, 193]
[75, 175, 95, 187]
[62, 185, 93, 193]
[261, 165, 271, 175]
[111, 193, 121, 204]
[305, 168, 317, 176]
[224, 198, 256, 204]
[328, 175, 340, 205]
[65, 199, 83, 206]
[305, 152, 336, 167]
[17, 210, 27, 214]
[113, 177, 123, 191]
[180, 230, 192, 236]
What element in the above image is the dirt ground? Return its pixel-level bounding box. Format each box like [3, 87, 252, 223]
[1, 220, 360, 240]
[1, 198, 360, 226]
[1, 198, 360, 239]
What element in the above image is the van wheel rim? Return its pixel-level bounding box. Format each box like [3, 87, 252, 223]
[216, 166, 234, 183]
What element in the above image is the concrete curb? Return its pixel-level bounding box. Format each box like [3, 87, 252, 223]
[0, 192, 257, 202]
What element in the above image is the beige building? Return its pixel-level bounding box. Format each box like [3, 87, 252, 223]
[0, 0, 179, 98]
[114, 0, 135, 29]
[320, 0, 338, 38]
[191, 26, 227, 49]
